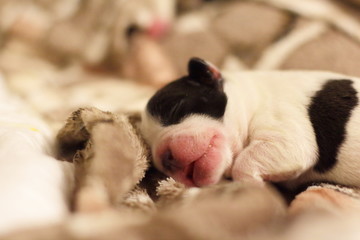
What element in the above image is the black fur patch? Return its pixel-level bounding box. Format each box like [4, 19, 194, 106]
[147, 77, 227, 126]
[308, 79, 358, 173]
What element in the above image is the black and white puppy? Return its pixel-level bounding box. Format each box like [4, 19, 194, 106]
[140, 57, 360, 189]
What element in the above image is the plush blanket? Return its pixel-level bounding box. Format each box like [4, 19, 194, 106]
[2, 0, 360, 239]
[3, 107, 360, 240]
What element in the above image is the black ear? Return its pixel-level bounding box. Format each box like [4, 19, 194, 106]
[188, 57, 223, 88]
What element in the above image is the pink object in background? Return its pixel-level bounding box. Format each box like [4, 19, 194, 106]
[147, 18, 171, 39]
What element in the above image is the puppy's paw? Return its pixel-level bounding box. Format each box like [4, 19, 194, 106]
[231, 166, 265, 187]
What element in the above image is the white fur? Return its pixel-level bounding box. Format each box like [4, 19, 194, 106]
[226, 70, 360, 187]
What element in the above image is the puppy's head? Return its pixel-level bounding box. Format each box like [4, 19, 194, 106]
[141, 58, 232, 187]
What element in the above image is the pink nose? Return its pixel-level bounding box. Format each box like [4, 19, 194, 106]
[161, 149, 181, 173]
[160, 147, 197, 186]
[160, 135, 209, 174]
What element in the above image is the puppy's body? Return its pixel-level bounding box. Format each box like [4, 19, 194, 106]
[223, 70, 360, 189]
[141, 58, 360, 189]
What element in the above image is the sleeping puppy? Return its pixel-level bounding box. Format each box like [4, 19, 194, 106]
[140, 57, 360, 189]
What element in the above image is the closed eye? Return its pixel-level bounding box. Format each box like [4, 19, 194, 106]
[168, 98, 185, 121]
